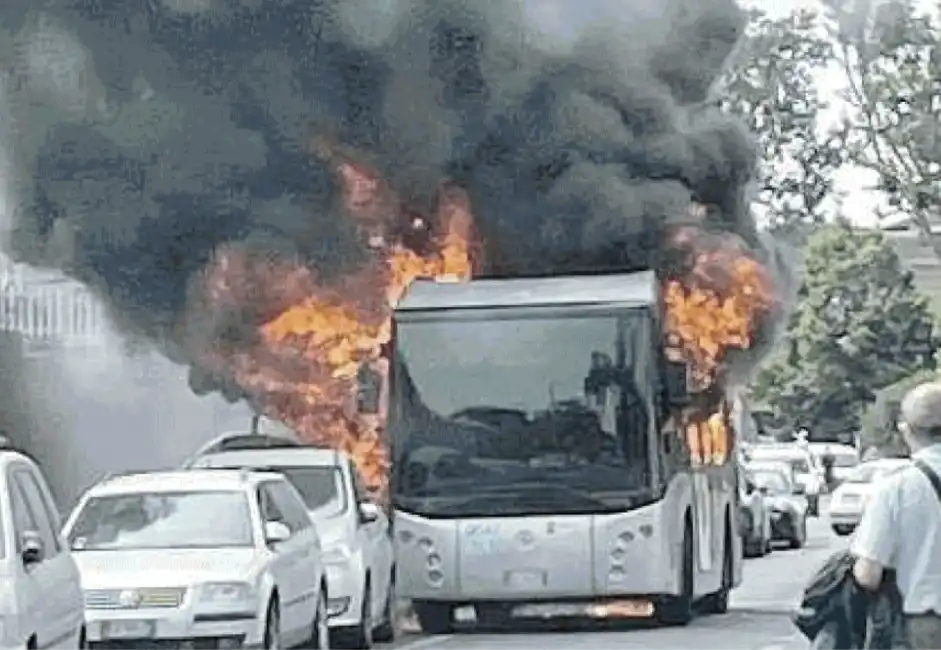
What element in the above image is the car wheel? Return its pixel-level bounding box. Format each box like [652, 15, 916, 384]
[701, 522, 732, 615]
[789, 517, 807, 549]
[658, 519, 694, 626]
[413, 601, 455, 635]
[373, 570, 396, 643]
[832, 524, 855, 537]
[264, 598, 281, 650]
[301, 585, 330, 649]
[342, 580, 374, 649]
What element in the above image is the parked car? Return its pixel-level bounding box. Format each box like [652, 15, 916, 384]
[0, 448, 86, 648]
[745, 444, 823, 516]
[190, 446, 396, 648]
[746, 462, 809, 549]
[828, 458, 911, 536]
[63, 469, 329, 649]
[738, 465, 772, 557]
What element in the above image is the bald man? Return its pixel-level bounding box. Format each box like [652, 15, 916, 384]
[852, 382, 941, 648]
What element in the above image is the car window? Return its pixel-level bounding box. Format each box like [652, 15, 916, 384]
[13, 469, 62, 556]
[258, 485, 286, 525]
[833, 452, 858, 468]
[261, 482, 311, 535]
[8, 474, 38, 552]
[68, 490, 255, 551]
[256, 465, 347, 517]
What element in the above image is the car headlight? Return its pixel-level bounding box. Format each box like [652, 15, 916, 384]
[199, 582, 253, 603]
[324, 545, 353, 564]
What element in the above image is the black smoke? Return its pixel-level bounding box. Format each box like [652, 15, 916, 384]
[0, 0, 778, 399]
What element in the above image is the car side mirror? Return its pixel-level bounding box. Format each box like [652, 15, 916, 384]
[745, 482, 756, 495]
[663, 361, 690, 407]
[358, 502, 380, 525]
[21, 531, 44, 566]
[264, 521, 291, 545]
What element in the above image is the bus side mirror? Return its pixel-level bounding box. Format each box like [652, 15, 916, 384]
[664, 361, 690, 407]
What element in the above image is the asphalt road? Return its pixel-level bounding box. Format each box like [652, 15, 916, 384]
[383, 506, 848, 650]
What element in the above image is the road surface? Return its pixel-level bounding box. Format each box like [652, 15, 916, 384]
[383, 510, 847, 650]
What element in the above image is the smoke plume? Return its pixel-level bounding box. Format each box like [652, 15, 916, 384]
[0, 0, 783, 400]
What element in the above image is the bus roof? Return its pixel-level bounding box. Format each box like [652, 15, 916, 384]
[396, 271, 658, 312]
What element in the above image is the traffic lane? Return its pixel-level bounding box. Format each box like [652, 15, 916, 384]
[732, 507, 849, 612]
[385, 506, 848, 649]
[390, 611, 805, 650]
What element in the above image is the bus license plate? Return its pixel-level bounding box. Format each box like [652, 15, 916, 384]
[513, 603, 582, 618]
[104, 620, 154, 639]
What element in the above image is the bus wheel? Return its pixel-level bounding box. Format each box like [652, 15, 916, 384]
[701, 521, 732, 615]
[658, 522, 694, 626]
[413, 601, 455, 635]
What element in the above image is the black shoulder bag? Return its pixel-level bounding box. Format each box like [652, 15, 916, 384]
[913, 458, 941, 504]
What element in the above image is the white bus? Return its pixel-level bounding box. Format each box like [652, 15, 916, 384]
[384, 272, 743, 632]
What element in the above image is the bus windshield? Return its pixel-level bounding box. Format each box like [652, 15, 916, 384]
[389, 306, 658, 517]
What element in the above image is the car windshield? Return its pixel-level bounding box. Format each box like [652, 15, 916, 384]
[389, 306, 660, 517]
[833, 452, 859, 468]
[271, 466, 346, 517]
[752, 471, 791, 495]
[846, 463, 906, 483]
[67, 490, 254, 551]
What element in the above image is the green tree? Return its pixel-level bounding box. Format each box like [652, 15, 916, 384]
[823, 0, 941, 252]
[718, 8, 846, 240]
[860, 368, 938, 455]
[751, 222, 937, 434]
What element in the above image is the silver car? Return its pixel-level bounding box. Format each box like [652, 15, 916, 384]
[190, 447, 396, 648]
[738, 466, 772, 557]
[746, 463, 809, 549]
[828, 458, 910, 536]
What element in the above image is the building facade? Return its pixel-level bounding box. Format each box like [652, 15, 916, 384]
[0, 258, 107, 349]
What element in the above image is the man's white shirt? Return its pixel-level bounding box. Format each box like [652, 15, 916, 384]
[851, 444, 941, 614]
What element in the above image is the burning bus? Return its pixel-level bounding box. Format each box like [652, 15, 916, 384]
[386, 271, 747, 630]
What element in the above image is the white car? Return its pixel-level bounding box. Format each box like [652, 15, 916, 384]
[828, 458, 911, 536]
[63, 469, 329, 649]
[738, 465, 772, 557]
[745, 444, 823, 516]
[0, 448, 85, 649]
[190, 447, 396, 648]
[746, 462, 809, 549]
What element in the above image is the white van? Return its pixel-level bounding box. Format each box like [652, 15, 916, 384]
[0, 448, 86, 648]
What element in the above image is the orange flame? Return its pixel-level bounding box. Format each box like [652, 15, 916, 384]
[216, 162, 476, 498]
[664, 223, 777, 466]
[207, 178, 773, 490]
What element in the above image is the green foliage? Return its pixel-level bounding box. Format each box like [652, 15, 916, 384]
[860, 368, 939, 455]
[751, 222, 937, 433]
[823, 0, 941, 248]
[717, 8, 846, 238]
